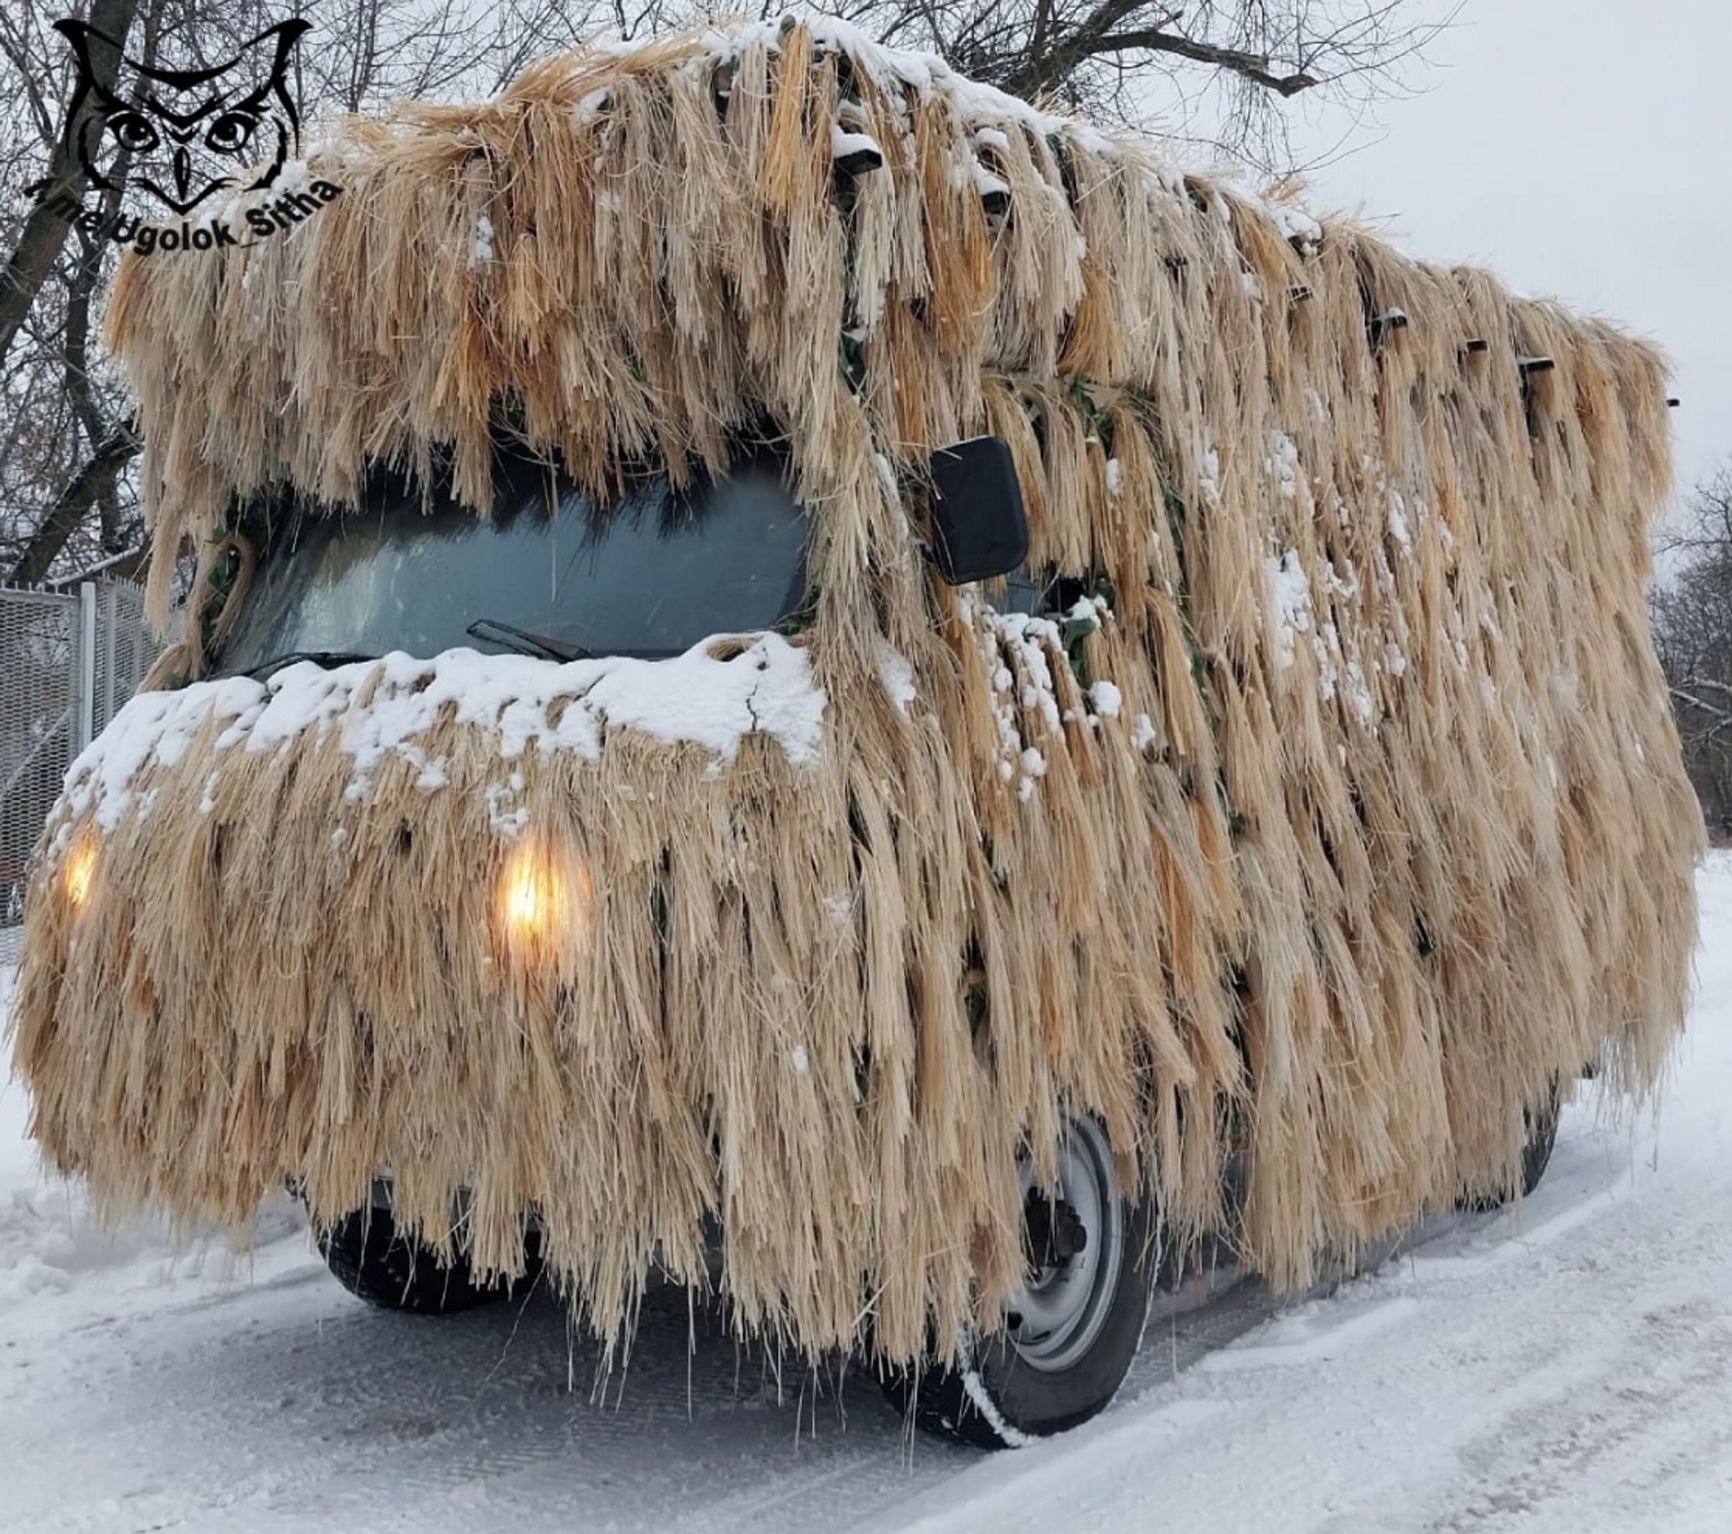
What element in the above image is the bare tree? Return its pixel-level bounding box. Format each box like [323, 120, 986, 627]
[0, 0, 140, 366]
[0, 0, 623, 586]
[1653, 469, 1732, 832]
[0, 0, 151, 585]
[810, 0, 1455, 169]
[0, 0, 1449, 589]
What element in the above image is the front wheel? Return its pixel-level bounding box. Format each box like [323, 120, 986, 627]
[882, 1118, 1157, 1449]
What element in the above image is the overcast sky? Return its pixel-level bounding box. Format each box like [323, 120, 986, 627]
[1289, 0, 1729, 515]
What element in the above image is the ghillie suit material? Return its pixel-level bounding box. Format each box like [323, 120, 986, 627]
[12, 16, 1700, 1369]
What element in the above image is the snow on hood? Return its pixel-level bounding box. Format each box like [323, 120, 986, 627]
[58, 633, 826, 837]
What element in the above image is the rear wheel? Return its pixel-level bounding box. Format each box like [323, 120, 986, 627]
[318, 1206, 538, 1315]
[882, 1118, 1156, 1449]
[1517, 1085, 1562, 1197]
[1461, 1081, 1562, 1211]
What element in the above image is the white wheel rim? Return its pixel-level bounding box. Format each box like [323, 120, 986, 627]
[1006, 1118, 1126, 1372]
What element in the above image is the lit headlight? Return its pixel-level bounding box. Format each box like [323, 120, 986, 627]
[61, 829, 99, 912]
[494, 837, 591, 968]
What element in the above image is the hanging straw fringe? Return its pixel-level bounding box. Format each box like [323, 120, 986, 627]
[13, 16, 1700, 1370]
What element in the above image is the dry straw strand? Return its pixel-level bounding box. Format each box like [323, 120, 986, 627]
[13, 15, 1700, 1368]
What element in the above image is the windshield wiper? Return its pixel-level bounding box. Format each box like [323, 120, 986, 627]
[240, 649, 377, 680]
[466, 617, 593, 662]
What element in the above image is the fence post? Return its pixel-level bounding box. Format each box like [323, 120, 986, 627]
[101, 581, 118, 728]
[74, 580, 97, 753]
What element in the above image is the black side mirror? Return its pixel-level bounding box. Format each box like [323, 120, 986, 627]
[925, 436, 1030, 586]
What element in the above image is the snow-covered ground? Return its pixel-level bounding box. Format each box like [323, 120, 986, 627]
[4, 857, 1731, 1534]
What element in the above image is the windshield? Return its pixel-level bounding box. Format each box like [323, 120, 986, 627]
[218, 441, 810, 674]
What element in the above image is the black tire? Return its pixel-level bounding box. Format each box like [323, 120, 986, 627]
[1460, 1081, 1562, 1212]
[881, 1119, 1157, 1450]
[1517, 1085, 1561, 1197]
[317, 1207, 538, 1315]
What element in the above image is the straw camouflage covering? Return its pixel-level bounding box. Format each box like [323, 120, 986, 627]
[12, 15, 1701, 1369]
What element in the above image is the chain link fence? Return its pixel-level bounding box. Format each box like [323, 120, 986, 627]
[1, 580, 153, 940]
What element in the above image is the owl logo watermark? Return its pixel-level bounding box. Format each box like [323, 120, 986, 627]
[32, 16, 341, 254]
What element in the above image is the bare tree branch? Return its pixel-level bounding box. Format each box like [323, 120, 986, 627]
[1653, 465, 1732, 828]
[0, 0, 141, 373]
[6, 424, 139, 585]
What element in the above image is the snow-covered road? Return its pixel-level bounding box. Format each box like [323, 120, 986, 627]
[5, 858, 1730, 1533]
